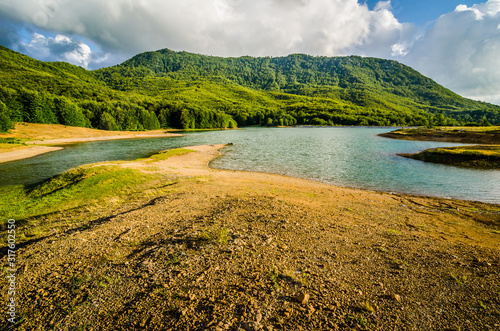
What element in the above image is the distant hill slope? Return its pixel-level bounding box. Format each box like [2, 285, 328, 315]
[1, 45, 499, 133]
[96, 49, 500, 126]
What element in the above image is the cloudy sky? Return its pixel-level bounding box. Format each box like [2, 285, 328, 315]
[0, 0, 499, 104]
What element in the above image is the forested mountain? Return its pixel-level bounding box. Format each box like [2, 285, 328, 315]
[1, 45, 499, 132]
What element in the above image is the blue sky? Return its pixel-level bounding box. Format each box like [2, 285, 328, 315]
[0, 0, 499, 104]
[364, 0, 479, 25]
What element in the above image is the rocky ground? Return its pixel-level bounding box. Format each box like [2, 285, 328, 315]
[2, 145, 500, 330]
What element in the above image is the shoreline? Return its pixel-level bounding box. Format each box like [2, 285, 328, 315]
[0, 145, 64, 163]
[4, 144, 499, 330]
[25, 132, 184, 146]
[0, 132, 183, 164]
[379, 126, 500, 144]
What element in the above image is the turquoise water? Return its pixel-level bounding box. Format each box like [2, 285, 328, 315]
[1, 127, 499, 203]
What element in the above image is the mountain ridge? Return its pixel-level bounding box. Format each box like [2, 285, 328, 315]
[1, 45, 499, 132]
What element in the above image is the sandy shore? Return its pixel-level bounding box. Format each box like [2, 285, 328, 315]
[0, 145, 63, 163]
[0, 123, 183, 163]
[25, 133, 183, 146]
[4, 144, 499, 330]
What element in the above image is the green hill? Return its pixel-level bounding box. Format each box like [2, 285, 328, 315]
[1, 45, 499, 132]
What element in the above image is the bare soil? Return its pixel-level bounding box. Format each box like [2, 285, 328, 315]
[2, 145, 500, 330]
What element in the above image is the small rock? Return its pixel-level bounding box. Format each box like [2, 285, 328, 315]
[241, 321, 258, 331]
[308, 305, 316, 314]
[189, 293, 196, 301]
[255, 311, 262, 323]
[296, 292, 310, 305]
[234, 238, 247, 246]
[392, 294, 402, 302]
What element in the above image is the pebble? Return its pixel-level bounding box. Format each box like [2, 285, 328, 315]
[255, 311, 262, 323]
[234, 239, 247, 246]
[296, 292, 310, 305]
[392, 294, 402, 302]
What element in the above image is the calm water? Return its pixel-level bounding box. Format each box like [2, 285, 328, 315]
[1, 127, 499, 203]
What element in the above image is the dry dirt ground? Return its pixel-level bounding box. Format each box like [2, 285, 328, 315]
[2, 145, 500, 330]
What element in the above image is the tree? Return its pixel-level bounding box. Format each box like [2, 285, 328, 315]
[99, 112, 119, 131]
[0, 101, 12, 132]
[480, 116, 491, 127]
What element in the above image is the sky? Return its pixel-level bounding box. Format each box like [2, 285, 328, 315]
[0, 0, 499, 105]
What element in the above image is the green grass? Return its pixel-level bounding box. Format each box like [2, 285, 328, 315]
[149, 148, 195, 161]
[0, 137, 25, 144]
[449, 272, 468, 285]
[269, 267, 281, 291]
[195, 226, 229, 245]
[431, 145, 500, 158]
[407, 145, 500, 168]
[386, 229, 402, 236]
[0, 165, 160, 225]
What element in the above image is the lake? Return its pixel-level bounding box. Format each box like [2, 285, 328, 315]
[1, 127, 499, 203]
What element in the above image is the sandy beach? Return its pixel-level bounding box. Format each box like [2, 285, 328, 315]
[3, 144, 499, 330]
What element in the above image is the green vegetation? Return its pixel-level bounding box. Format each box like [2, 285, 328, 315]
[0, 137, 26, 151]
[385, 126, 500, 138]
[1, 45, 500, 134]
[0, 165, 160, 224]
[403, 145, 500, 169]
[149, 148, 195, 161]
[195, 226, 229, 245]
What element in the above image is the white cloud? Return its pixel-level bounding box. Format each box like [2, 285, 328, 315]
[18, 32, 96, 68]
[0, 0, 411, 59]
[374, 1, 392, 12]
[399, 0, 500, 104]
[0, 0, 499, 104]
[13, 32, 110, 68]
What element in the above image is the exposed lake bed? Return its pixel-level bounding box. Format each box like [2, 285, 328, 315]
[2, 144, 499, 330]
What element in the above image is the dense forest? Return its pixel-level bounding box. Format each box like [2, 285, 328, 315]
[1, 45, 499, 132]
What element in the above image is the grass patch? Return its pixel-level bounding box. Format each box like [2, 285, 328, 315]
[386, 229, 402, 236]
[149, 148, 195, 161]
[0, 137, 25, 144]
[69, 274, 93, 289]
[0, 165, 160, 231]
[449, 272, 468, 285]
[269, 267, 281, 291]
[195, 226, 229, 246]
[0, 137, 27, 152]
[348, 314, 370, 328]
[432, 145, 500, 158]
[361, 300, 376, 313]
[377, 246, 389, 253]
